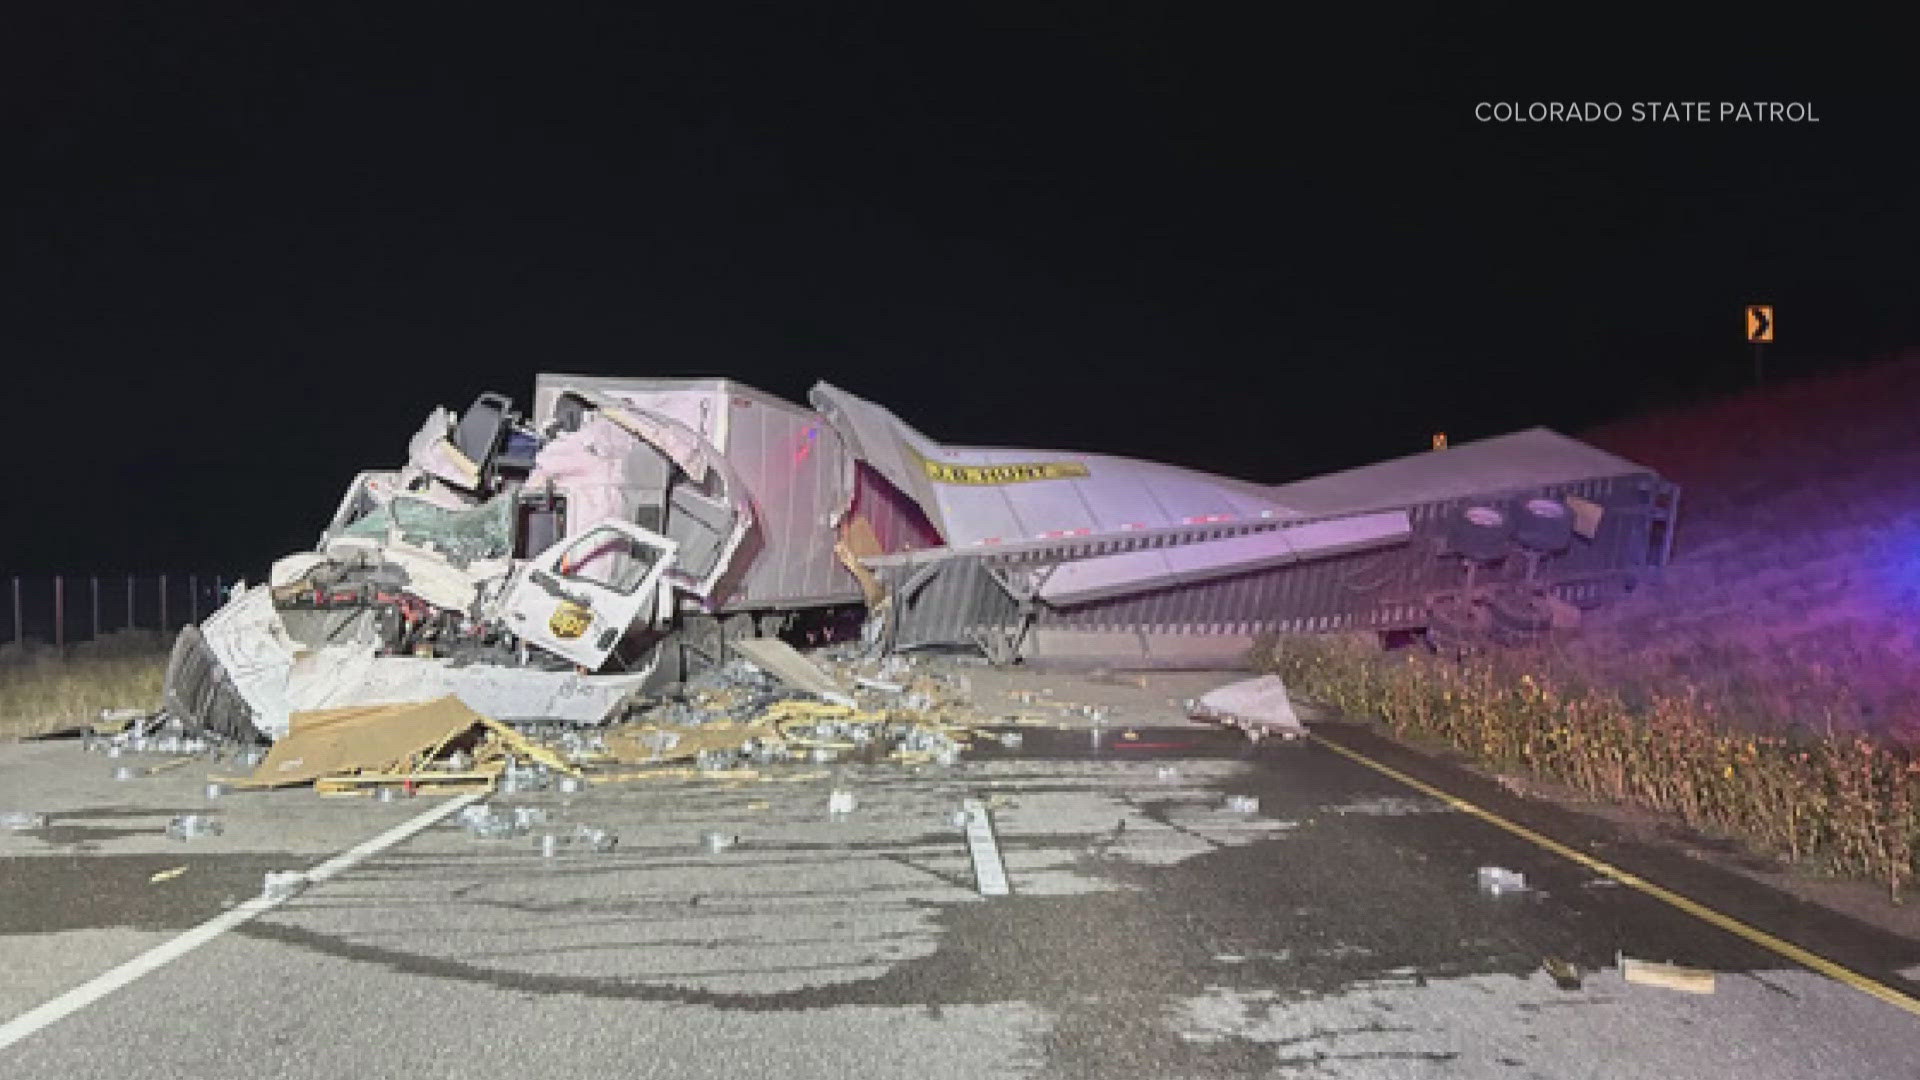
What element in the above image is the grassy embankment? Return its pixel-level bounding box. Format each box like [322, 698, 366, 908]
[1257, 355, 1920, 899]
[0, 631, 172, 741]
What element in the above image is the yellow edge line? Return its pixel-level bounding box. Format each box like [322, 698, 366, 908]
[1310, 731, 1920, 1018]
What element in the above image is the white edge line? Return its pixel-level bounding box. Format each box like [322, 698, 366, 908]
[0, 789, 486, 1052]
[962, 797, 1011, 897]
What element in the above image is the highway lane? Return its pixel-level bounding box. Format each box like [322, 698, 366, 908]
[5, 717, 1920, 1078]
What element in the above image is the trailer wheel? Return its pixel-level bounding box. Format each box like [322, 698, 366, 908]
[1425, 597, 1482, 659]
[1513, 497, 1574, 554]
[1490, 588, 1552, 645]
[1448, 503, 1512, 562]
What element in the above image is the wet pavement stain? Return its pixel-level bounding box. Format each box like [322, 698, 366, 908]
[36, 726, 1918, 1076]
[0, 851, 304, 934]
[229, 785, 1798, 1077]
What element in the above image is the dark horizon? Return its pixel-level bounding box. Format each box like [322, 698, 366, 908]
[5, 6, 1912, 575]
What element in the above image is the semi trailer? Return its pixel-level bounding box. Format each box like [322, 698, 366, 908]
[165, 374, 1678, 742]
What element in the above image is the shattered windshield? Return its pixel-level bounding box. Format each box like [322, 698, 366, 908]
[335, 495, 513, 567]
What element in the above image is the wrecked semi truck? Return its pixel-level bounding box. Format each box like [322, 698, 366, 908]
[165, 374, 1678, 743]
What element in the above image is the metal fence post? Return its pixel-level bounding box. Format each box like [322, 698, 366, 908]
[126, 574, 135, 630]
[159, 575, 168, 632]
[10, 576, 19, 645]
[54, 575, 64, 649]
[189, 573, 198, 624]
[91, 575, 100, 641]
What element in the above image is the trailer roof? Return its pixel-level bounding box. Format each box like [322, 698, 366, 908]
[1268, 427, 1655, 517]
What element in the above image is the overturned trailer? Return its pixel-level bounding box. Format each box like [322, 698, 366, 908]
[166, 375, 1677, 742]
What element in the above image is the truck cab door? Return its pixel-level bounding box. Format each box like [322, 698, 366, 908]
[500, 520, 679, 669]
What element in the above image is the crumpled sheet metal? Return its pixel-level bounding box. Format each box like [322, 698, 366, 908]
[283, 645, 651, 730]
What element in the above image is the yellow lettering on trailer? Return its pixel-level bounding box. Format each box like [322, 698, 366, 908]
[916, 455, 1089, 485]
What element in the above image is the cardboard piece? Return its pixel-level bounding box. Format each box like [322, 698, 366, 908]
[241, 696, 488, 788]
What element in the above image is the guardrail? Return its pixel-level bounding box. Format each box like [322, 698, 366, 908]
[5, 573, 244, 648]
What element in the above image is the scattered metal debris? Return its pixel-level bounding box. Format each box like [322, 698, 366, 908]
[701, 831, 739, 853]
[1476, 866, 1527, 896]
[164, 814, 223, 840]
[1224, 795, 1260, 814]
[262, 870, 308, 900]
[149, 866, 189, 884]
[1, 811, 48, 830]
[1543, 956, 1582, 990]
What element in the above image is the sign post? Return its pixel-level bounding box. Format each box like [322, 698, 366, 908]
[1746, 304, 1774, 384]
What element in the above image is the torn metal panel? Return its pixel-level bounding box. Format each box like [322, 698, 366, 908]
[323, 470, 402, 537]
[716, 389, 862, 609]
[1268, 427, 1654, 518]
[284, 647, 653, 725]
[401, 407, 488, 499]
[809, 381, 1302, 548]
[1038, 510, 1412, 607]
[1188, 674, 1307, 737]
[195, 585, 300, 740]
[270, 552, 330, 589]
[308, 538, 491, 612]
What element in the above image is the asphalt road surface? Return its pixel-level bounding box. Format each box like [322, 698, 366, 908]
[5, 704, 1920, 1078]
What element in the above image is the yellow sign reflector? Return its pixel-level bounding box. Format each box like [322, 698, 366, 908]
[1746, 304, 1774, 343]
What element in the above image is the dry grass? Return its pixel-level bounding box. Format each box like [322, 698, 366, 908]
[0, 631, 172, 740]
[1257, 632, 1920, 900]
[1252, 353, 1920, 898]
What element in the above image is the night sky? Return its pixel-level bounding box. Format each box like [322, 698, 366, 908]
[4, 5, 1911, 576]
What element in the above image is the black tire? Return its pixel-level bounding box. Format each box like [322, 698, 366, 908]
[1513, 497, 1574, 554]
[1425, 597, 1482, 657]
[1448, 503, 1512, 562]
[1489, 588, 1552, 646]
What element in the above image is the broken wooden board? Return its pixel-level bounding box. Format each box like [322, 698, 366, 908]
[1619, 954, 1716, 994]
[730, 638, 857, 706]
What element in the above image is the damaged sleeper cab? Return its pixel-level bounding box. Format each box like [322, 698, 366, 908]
[168, 389, 748, 744]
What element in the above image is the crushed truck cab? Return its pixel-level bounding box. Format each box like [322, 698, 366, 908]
[167, 374, 1678, 742]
